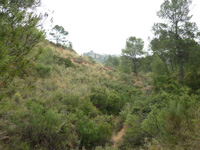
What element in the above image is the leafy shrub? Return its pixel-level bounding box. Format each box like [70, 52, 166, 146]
[116, 105, 131, 131]
[8, 100, 68, 149]
[185, 70, 200, 91]
[78, 97, 100, 117]
[152, 75, 181, 93]
[36, 63, 52, 77]
[120, 114, 145, 148]
[61, 94, 99, 117]
[90, 88, 124, 115]
[150, 54, 167, 75]
[36, 47, 55, 65]
[106, 93, 122, 115]
[142, 93, 198, 148]
[53, 55, 74, 68]
[62, 94, 80, 111]
[104, 82, 142, 102]
[77, 116, 101, 148]
[90, 88, 108, 114]
[94, 115, 113, 145]
[77, 115, 113, 149]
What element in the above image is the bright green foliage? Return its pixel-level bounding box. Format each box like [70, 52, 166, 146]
[0, 0, 45, 83]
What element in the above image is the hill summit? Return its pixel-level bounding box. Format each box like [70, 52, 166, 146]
[83, 50, 119, 63]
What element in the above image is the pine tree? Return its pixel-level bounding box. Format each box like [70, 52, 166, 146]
[122, 36, 144, 76]
[151, 0, 200, 84]
[0, 0, 45, 82]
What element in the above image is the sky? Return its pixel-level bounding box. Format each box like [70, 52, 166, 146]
[41, 0, 200, 55]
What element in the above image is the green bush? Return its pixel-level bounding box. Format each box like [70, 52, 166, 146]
[90, 88, 124, 115]
[77, 115, 113, 149]
[152, 75, 181, 93]
[36, 63, 52, 77]
[53, 55, 74, 68]
[121, 114, 145, 148]
[185, 70, 200, 91]
[62, 94, 80, 111]
[106, 93, 122, 115]
[78, 97, 100, 117]
[116, 105, 131, 131]
[90, 88, 108, 114]
[61, 94, 99, 117]
[94, 115, 113, 145]
[8, 100, 68, 149]
[77, 116, 101, 148]
[36, 47, 55, 65]
[150, 54, 167, 75]
[142, 93, 198, 148]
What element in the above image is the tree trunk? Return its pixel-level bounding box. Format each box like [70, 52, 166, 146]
[171, 60, 175, 73]
[179, 52, 184, 85]
[132, 58, 138, 76]
[175, 21, 184, 85]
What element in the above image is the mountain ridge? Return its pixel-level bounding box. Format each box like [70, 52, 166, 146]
[83, 50, 120, 63]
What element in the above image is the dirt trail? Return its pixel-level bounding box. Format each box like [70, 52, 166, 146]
[111, 76, 152, 147]
[112, 126, 125, 147]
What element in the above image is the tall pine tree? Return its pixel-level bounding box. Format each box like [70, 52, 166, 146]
[122, 36, 144, 76]
[151, 0, 199, 84]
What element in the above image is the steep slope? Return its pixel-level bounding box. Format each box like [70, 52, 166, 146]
[0, 41, 141, 150]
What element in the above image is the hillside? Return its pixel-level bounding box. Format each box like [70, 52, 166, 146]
[1, 40, 200, 150]
[1, 0, 200, 150]
[0, 41, 143, 150]
[83, 51, 119, 63]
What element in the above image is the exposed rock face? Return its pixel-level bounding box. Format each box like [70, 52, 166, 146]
[83, 50, 119, 63]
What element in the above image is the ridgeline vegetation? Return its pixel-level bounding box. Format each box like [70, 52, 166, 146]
[1, 0, 200, 150]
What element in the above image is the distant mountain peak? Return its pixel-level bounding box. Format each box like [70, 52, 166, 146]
[83, 51, 119, 63]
